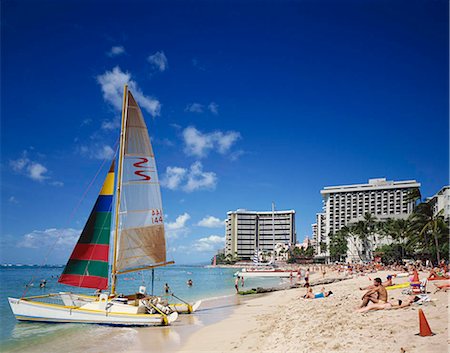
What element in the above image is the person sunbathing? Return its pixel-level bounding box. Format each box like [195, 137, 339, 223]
[303, 286, 333, 299]
[428, 268, 449, 280]
[357, 296, 416, 313]
[433, 282, 450, 292]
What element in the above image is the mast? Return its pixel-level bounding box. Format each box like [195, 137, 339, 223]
[272, 202, 275, 261]
[111, 84, 129, 295]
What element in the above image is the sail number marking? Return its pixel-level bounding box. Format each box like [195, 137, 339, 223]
[151, 208, 163, 224]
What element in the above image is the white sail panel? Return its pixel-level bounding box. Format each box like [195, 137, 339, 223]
[116, 92, 167, 273]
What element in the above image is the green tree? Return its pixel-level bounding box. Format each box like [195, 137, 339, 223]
[374, 243, 404, 264]
[304, 246, 314, 258]
[351, 213, 377, 261]
[378, 218, 411, 260]
[319, 241, 327, 254]
[410, 203, 448, 263]
[404, 188, 422, 207]
[329, 230, 348, 262]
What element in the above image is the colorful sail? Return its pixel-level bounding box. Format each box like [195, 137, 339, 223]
[59, 161, 115, 289]
[115, 90, 167, 274]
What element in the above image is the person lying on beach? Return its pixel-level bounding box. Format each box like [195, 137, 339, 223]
[359, 278, 387, 308]
[359, 275, 393, 291]
[357, 296, 416, 313]
[428, 268, 449, 280]
[303, 286, 333, 299]
[433, 282, 450, 292]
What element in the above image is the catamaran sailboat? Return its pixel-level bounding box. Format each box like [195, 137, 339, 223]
[8, 86, 200, 326]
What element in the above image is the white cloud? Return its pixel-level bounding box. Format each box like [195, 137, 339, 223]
[208, 102, 219, 115]
[184, 162, 217, 192]
[17, 228, 80, 249]
[197, 216, 225, 228]
[161, 162, 217, 192]
[50, 181, 64, 187]
[28, 163, 48, 181]
[147, 51, 168, 72]
[185, 102, 218, 115]
[182, 127, 213, 157]
[192, 58, 206, 71]
[107, 46, 125, 57]
[8, 196, 18, 204]
[81, 118, 92, 126]
[97, 66, 161, 117]
[79, 144, 115, 160]
[182, 126, 241, 158]
[10, 156, 30, 172]
[185, 103, 204, 113]
[192, 235, 225, 252]
[10, 152, 49, 182]
[94, 145, 115, 160]
[165, 213, 190, 239]
[101, 117, 121, 130]
[166, 213, 190, 230]
[161, 166, 187, 190]
[215, 131, 241, 154]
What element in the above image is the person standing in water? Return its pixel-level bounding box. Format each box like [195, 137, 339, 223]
[235, 276, 240, 293]
[164, 283, 170, 294]
[241, 276, 245, 287]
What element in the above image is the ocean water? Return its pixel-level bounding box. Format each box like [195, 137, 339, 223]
[0, 265, 288, 352]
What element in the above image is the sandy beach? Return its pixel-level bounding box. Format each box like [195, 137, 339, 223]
[178, 271, 449, 353]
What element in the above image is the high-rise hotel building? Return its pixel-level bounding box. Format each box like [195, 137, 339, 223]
[312, 213, 326, 256]
[319, 178, 420, 262]
[225, 209, 296, 260]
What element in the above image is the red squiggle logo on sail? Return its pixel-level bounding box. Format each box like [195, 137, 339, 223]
[133, 158, 151, 181]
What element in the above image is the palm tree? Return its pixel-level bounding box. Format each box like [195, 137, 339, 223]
[378, 218, 412, 260]
[329, 229, 349, 262]
[351, 213, 377, 261]
[404, 188, 422, 207]
[410, 203, 448, 264]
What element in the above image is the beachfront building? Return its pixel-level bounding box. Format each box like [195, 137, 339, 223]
[312, 212, 326, 256]
[320, 178, 421, 263]
[225, 209, 296, 260]
[426, 186, 450, 219]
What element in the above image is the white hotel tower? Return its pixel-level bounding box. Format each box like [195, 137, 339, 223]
[319, 178, 420, 262]
[225, 209, 296, 260]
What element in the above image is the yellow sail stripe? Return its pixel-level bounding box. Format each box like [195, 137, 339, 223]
[100, 173, 115, 195]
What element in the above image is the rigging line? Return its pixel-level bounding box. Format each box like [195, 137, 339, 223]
[21, 139, 120, 299]
[75, 141, 120, 290]
[68, 137, 120, 222]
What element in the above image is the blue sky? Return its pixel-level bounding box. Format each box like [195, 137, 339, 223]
[1, 0, 448, 265]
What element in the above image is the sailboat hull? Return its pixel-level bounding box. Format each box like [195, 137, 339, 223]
[8, 297, 178, 326]
[168, 300, 202, 314]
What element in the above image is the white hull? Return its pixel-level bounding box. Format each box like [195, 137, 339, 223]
[168, 300, 202, 314]
[8, 296, 177, 326]
[236, 270, 298, 278]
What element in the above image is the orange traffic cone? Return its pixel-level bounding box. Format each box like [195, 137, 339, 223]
[412, 270, 420, 283]
[417, 309, 434, 337]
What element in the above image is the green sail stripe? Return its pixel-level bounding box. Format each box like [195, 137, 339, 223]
[78, 212, 111, 245]
[62, 259, 109, 278]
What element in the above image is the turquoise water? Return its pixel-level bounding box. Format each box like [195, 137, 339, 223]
[0, 265, 287, 351]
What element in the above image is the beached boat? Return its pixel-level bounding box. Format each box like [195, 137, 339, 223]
[8, 86, 200, 326]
